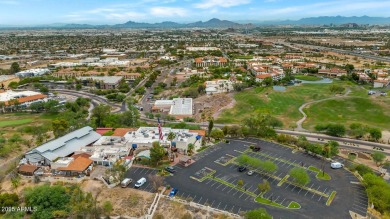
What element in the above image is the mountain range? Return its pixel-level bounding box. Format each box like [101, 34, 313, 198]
[1, 16, 390, 29]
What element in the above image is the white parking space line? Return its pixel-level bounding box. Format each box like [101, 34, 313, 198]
[232, 190, 240, 196]
[210, 181, 219, 187]
[221, 185, 229, 191]
[198, 197, 203, 203]
[133, 168, 139, 173]
[227, 186, 235, 194]
[217, 202, 221, 209]
[239, 192, 246, 199]
[211, 200, 215, 207]
[311, 193, 316, 198]
[297, 188, 303, 194]
[230, 206, 235, 213]
[318, 196, 322, 201]
[224, 204, 228, 211]
[216, 183, 224, 189]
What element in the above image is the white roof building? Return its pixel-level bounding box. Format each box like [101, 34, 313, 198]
[153, 98, 193, 119]
[0, 90, 42, 102]
[15, 68, 50, 78]
[123, 127, 202, 151]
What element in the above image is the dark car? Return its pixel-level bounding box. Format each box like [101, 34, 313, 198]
[238, 166, 247, 172]
[252, 146, 261, 152]
[165, 166, 176, 173]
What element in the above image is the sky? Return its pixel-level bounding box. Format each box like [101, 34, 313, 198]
[0, 0, 390, 25]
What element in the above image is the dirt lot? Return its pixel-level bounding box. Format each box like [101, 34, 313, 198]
[153, 197, 233, 219]
[193, 93, 234, 122]
[80, 179, 155, 217]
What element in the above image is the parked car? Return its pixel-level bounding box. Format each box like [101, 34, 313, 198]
[252, 146, 261, 152]
[134, 177, 146, 188]
[247, 170, 254, 176]
[238, 166, 247, 172]
[165, 166, 176, 173]
[169, 188, 178, 197]
[368, 90, 376, 95]
[330, 162, 343, 169]
[380, 91, 388, 96]
[121, 178, 133, 188]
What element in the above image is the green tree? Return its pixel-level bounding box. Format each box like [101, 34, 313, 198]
[369, 128, 382, 141]
[0, 193, 19, 208]
[372, 152, 386, 166]
[349, 123, 368, 139]
[237, 179, 244, 188]
[329, 84, 345, 94]
[325, 124, 346, 137]
[150, 141, 165, 166]
[29, 101, 45, 113]
[39, 86, 49, 94]
[244, 208, 272, 219]
[210, 128, 224, 140]
[208, 119, 214, 141]
[44, 100, 60, 113]
[262, 77, 273, 86]
[51, 119, 69, 138]
[102, 201, 113, 216]
[75, 84, 82, 90]
[257, 180, 271, 195]
[9, 62, 20, 74]
[24, 184, 71, 219]
[92, 104, 111, 127]
[167, 132, 176, 145]
[289, 168, 310, 185]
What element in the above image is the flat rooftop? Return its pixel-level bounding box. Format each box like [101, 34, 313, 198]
[0, 90, 42, 102]
[170, 98, 193, 116]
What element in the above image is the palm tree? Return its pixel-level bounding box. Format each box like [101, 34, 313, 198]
[187, 143, 194, 156]
[167, 132, 176, 147]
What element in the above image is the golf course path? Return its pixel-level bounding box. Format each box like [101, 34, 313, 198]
[296, 88, 351, 131]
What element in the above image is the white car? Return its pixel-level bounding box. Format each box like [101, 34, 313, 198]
[134, 177, 146, 188]
[247, 170, 254, 176]
[331, 162, 343, 169]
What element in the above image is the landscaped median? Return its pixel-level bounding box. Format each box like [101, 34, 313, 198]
[326, 191, 337, 206]
[308, 166, 331, 180]
[277, 175, 289, 187]
[245, 151, 331, 181]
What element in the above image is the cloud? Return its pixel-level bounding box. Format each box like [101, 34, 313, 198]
[150, 7, 188, 17]
[194, 0, 251, 9]
[105, 12, 147, 20]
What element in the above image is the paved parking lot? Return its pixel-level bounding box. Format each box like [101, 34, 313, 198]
[124, 167, 159, 193]
[126, 138, 368, 219]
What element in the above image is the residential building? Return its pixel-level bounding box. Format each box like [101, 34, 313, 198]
[194, 56, 228, 67]
[0, 75, 19, 89]
[318, 68, 347, 77]
[24, 126, 101, 165]
[77, 76, 123, 89]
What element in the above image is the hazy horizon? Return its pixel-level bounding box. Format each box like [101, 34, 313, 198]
[1, 0, 390, 25]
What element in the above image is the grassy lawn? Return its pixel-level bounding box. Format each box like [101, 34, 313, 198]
[255, 196, 286, 208]
[303, 97, 390, 131]
[216, 83, 342, 125]
[308, 166, 331, 180]
[294, 74, 322, 81]
[0, 119, 33, 128]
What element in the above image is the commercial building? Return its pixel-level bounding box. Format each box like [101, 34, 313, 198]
[318, 68, 347, 77]
[194, 56, 228, 67]
[15, 68, 50, 78]
[0, 90, 47, 107]
[123, 127, 203, 152]
[24, 126, 101, 165]
[152, 98, 193, 119]
[0, 75, 19, 89]
[77, 76, 123, 89]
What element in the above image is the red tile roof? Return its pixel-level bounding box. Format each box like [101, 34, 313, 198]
[96, 128, 113, 135]
[112, 128, 137, 137]
[5, 94, 47, 106]
[58, 157, 93, 172]
[18, 164, 39, 173]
